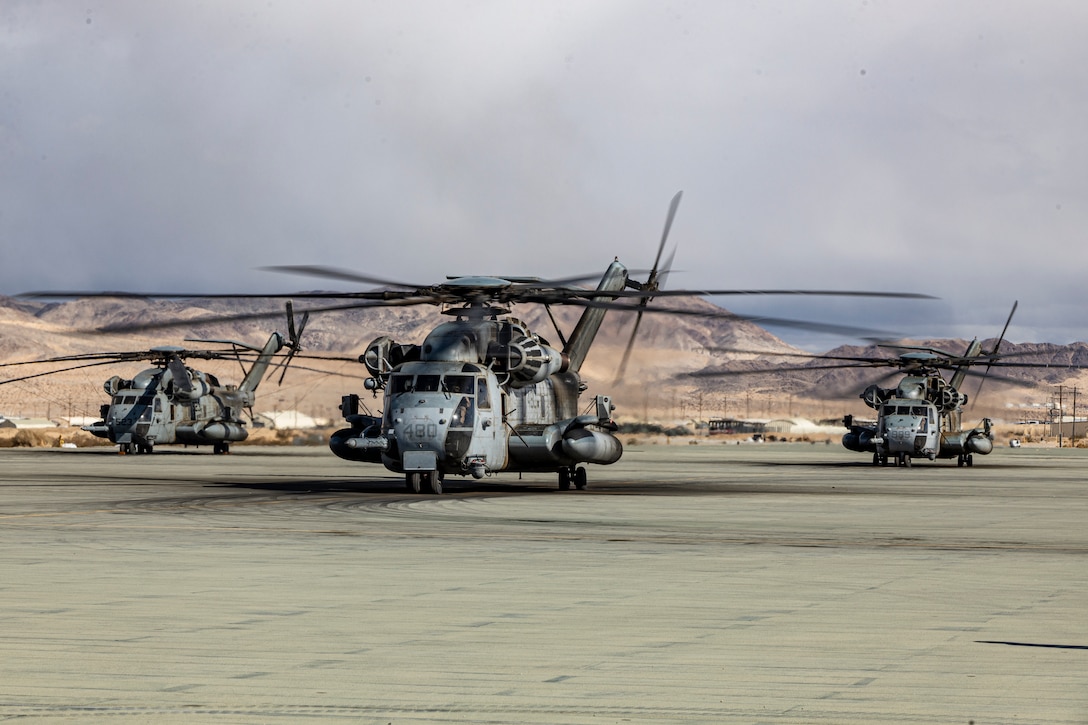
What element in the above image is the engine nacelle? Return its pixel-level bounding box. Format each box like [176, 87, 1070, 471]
[861, 384, 890, 409]
[103, 376, 132, 396]
[488, 335, 568, 387]
[362, 336, 420, 379]
[936, 387, 963, 412]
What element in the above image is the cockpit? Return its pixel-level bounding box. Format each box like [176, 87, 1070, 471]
[882, 404, 934, 419]
[108, 393, 156, 422]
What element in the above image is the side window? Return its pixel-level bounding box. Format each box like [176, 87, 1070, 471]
[450, 396, 475, 428]
[477, 377, 491, 410]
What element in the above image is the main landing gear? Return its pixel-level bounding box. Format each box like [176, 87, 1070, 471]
[872, 452, 912, 467]
[405, 471, 444, 494]
[558, 466, 588, 491]
[957, 453, 974, 467]
[119, 442, 154, 455]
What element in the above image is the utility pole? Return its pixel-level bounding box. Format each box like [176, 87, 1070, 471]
[1073, 386, 1079, 445]
[1058, 385, 1064, 448]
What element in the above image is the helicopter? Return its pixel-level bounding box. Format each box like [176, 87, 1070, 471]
[0, 306, 311, 454]
[691, 301, 1086, 467]
[20, 192, 934, 487]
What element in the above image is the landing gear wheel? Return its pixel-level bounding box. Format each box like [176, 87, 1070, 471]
[872, 453, 880, 466]
[213, 442, 230, 455]
[119, 443, 132, 455]
[558, 468, 572, 491]
[958, 454, 965, 467]
[896, 453, 911, 468]
[966, 454, 974, 467]
[406, 472, 422, 493]
[425, 471, 443, 495]
[573, 467, 588, 490]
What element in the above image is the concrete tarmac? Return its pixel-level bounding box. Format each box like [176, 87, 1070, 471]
[0, 442, 1085, 724]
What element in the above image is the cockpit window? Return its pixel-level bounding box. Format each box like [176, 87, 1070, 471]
[390, 375, 413, 394]
[415, 375, 441, 392]
[444, 375, 474, 395]
[911, 406, 928, 416]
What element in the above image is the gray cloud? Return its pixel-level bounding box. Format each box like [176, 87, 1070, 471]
[2, 1, 1086, 347]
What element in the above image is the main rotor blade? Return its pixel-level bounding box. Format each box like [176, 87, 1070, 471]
[703, 346, 899, 364]
[685, 361, 889, 378]
[20, 289, 403, 301]
[0, 359, 133, 386]
[563, 297, 898, 338]
[257, 265, 420, 289]
[86, 298, 432, 334]
[586, 288, 937, 300]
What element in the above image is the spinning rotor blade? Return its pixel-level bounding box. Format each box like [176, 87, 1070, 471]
[276, 302, 311, 385]
[568, 297, 898, 339]
[591, 288, 936, 300]
[0, 359, 137, 386]
[614, 191, 683, 384]
[973, 301, 1018, 405]
[258, 265, 420, 289]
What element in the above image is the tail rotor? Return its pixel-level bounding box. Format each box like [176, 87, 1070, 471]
[269, 301, 310, 385]
[613, 190, 682, 385]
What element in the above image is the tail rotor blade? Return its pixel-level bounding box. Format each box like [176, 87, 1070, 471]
[277, 305, 309, 385]
[613, 191, 682, 385]
[974, 300, 1018, 405]
[286, 301, 298, 344]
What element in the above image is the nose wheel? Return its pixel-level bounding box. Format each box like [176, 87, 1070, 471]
[405, 471, 444, 494]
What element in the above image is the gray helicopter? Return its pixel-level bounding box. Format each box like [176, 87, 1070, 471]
[22, 192, 932, 486]
[841, 346, 997, 468]
[0, 307, 310, 454]
[693, 302, 1085, 467]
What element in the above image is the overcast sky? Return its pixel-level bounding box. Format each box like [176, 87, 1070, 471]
[2, 1, 1086, 350]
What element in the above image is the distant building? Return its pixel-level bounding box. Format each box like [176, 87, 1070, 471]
[708, 418, 766, 435]
[254, 410, 322, 430]
[764, 418, 845, 435]
[0, 417, 58, 429]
